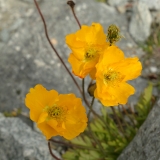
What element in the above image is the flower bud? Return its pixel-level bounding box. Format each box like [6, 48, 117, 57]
[107, 24, 122, 45]
[88, 83, 96, 97]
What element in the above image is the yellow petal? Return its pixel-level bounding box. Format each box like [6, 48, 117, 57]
[85, 23, 106, 44]
[89, 67, 96, 80]
[109, 82, 135, 104]
[37, 112, 48, 124]
[68, 53, 84, 78]
[47, 119, 64, 133]
[95, 82, 135, 106]
[116, 57, 142, 81]
[25, 84, 58, 122]
[66, 23, 108, 79]
[37, 122, 58, 139]
[66, 33, 85, 48]
[56, 94, 87, 139]
[99, 46, 124, 66]
[68, 53, 96, 78]
[63, 121, 87, 140]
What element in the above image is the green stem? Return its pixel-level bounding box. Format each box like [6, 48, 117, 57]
[111, 107, 123, 132]
[82, 79, 100, 118]
[118, 105, 133, 129]
[49, 139, 99, 151]
[87, 97, 95, 121]
[121, 105, 136, 128]
[111, 107, 128, 140]
[82, 80, 106, 156]
[87, 119, 106, 156]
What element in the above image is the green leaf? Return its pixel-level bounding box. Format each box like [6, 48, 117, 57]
[63, 84, 154, 160]
[62, 150, 79, 160]
[135, 83, 153, 127]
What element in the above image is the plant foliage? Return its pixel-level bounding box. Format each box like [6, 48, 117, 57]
[62, 84, 154, 160]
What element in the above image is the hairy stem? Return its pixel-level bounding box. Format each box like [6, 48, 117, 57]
[48, 141, 61, 160]
[33, 0, 82, 95]
[67, 1, 81, 29]
[49, 139, 99, 151]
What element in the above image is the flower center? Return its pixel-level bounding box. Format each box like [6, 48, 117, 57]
[103, 68, 122, 86]
[84, 47, 98, 61]
[44, 105, 67, 121]
[48, 106, 61, 118]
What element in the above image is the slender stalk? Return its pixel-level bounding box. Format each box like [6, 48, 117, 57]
[86, 100, 106, 156]
[82, 80, 105, 155]
[121, 105, 136, 127]
[87, 97, 95, 121]
[67, 1, 81, 29]
[111, 107, 125, 135]
[33, 0, 82, 95]
[118, 105, 131, 129]
[117, 105, 126, 122]
[82, 79, 90, 107]
[87, 117, 106, 156]
[66, 0, 105, 122]
[82, 79, 104, 120]
[49, 139, 99, 151]
[105, 111, 118, 138]
[48, 141, 61, 160]
[127, 104, 135, 116]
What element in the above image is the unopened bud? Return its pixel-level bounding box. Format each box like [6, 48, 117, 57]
[107, 24, 122, 45]
[88, 83, 96, 97]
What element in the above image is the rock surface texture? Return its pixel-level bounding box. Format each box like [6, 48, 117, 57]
[118, 98, 160, 160]
[0, 113, 60, 160]
[0, 0, 145, 114]
[129, 1, 152, 42]
[140, 0, 160, 10]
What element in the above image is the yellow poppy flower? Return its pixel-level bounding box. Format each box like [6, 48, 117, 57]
[25, 84, 88, 140]
[66, 22, 109, 79]
[94, 46, 142, 106]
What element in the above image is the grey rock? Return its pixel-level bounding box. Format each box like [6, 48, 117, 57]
[0, 29, 10, 42]
[9, 19, 24, 31]
[118, 98, 160, 160]
[0, 112, 4, 119]
[0, 0, 131, 113]
[107, 0, 128, 7]
[33, 122, 41, 134]
[128, 77, 148, 107]
[140, 0, 160, 10]
[21, 0, 42, 3]
[0, 117, 60, 160]
[0, 0, 146, 129]
[151, 10, 160, 25]
[129, 1, 152, 42]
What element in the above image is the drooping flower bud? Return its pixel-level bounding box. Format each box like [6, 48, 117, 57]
[88, 83, 96, 97]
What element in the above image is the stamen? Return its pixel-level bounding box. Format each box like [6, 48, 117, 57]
[48, 106, 61, 118]
[103, 68, 123, 86]
[44, 105, 67, 121]
[84, 47, 98, 61]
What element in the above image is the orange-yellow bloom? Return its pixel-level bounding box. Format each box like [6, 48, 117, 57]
[25, 84, 88, 140]
[94, 46, 142, 106]
[66, 22, 109, 79]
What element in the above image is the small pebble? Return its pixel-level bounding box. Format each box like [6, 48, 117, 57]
[150, 66, 157, 73]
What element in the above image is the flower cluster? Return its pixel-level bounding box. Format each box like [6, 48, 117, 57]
[66, 23, 142, 106]
[25, 22, 142, 141]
